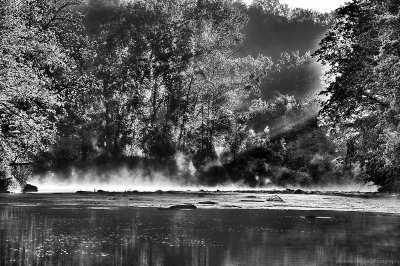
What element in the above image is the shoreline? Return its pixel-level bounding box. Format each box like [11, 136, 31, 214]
[1, 188, 393, 197]
[1, 190, 399, 215]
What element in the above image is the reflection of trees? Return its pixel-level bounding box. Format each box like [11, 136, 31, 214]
[1, 207, 400, 265]
[0, 206, 214, 265]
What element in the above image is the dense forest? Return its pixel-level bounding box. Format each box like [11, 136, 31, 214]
[0, 0, 399, 192]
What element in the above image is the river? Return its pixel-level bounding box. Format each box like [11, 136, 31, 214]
[1, 192, 399, 265]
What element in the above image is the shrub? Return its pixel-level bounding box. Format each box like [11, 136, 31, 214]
[0, 174, 12, 192]
[273, 167, 312, 186]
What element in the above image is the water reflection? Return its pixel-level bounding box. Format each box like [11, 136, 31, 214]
[1, 206, 400, 265]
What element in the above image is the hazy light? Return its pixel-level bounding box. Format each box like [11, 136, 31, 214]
[243, 0, 348, 13]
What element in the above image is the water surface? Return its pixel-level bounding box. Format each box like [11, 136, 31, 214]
[1, 204, 400, 265]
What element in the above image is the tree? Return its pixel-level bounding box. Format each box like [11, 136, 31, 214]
[187, 52, 271, 166]
[252, 0, 332, 25]
[314, 0, 400, 191]
[0, 0, 86, 189]
[260, 51, 322, 99]
[82, 0, 268, 164]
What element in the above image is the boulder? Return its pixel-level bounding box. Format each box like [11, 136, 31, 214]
[22, 184, 38, 193]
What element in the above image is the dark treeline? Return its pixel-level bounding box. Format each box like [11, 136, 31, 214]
[1, 0, 398, 192]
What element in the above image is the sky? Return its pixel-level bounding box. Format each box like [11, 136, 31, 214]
[243, 0, 348, 13]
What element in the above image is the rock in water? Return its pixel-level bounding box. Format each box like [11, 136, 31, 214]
[169, 204, 197, 210]
[23, 184, 38, 193]
[76, 191, 91, 194]
[198, 201, 217, 205]
[266, 195, 285, 202]
[294, 189, 304, 194]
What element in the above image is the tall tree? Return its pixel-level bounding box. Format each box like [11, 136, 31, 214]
[85, 0, 269, 163]
[0, 0, 87, 188]
[315, 0, 400, 191]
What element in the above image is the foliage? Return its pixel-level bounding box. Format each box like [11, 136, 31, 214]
[248, 94, 318, 136]
[49, 0, 271, 166]
[0, 0, 85, 186]
[1, 0, 385, 191]
[259, 51, 322, 99]
[314, 0, 400, 191]
[251, 0, 333, 25]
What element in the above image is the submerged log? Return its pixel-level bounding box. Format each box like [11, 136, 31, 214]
[240, 199, 264, 203]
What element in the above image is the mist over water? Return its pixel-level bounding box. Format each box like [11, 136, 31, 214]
[24, 166, 247, 193]
[18, 145, 377, 194]
[23, 167, 378, 193]
[28, 168, 196, 193]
